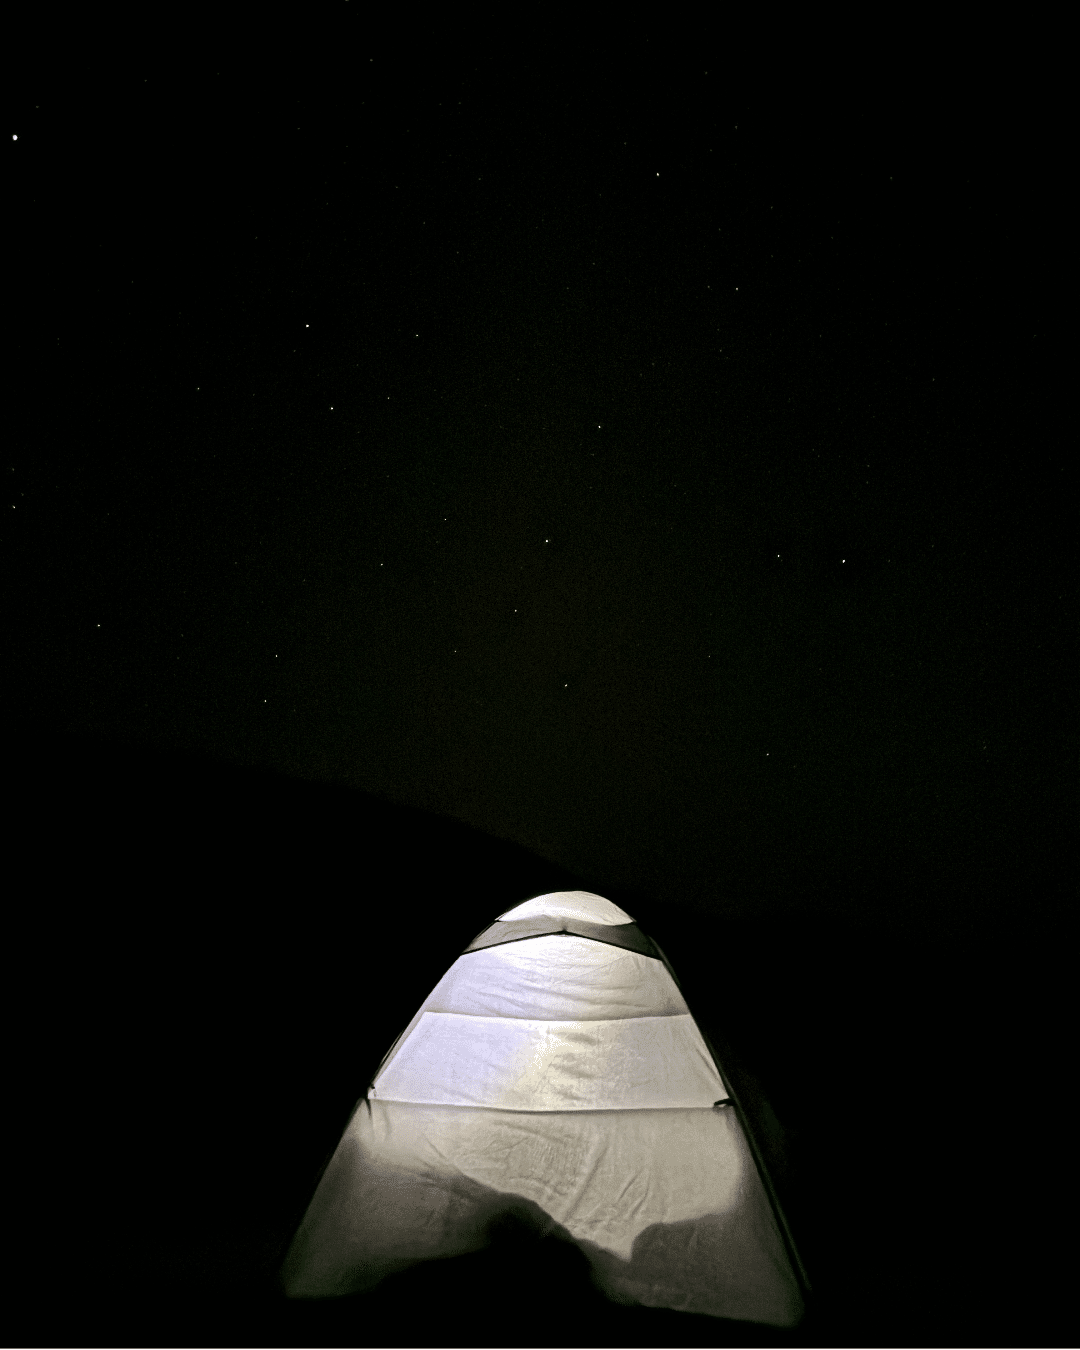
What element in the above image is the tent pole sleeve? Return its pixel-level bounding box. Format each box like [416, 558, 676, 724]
[646, 935, 684, 992]
[649, 937, 811, 1298]
[699, 1020, 812, 1297]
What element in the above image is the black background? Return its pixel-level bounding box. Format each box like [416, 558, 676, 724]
[5, 21, 1072, 1349]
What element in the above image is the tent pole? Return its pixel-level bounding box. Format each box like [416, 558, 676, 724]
[649, 936, 812, 1299]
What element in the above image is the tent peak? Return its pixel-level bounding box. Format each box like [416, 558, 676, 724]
[496, 891, 634, 926]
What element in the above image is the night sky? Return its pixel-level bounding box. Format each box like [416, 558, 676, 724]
[10, 49, 1068, 939]
[6, 34, 1073, 1348]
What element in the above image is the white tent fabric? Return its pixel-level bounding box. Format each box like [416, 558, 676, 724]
[282, 893, 804, 1326]
[373, 1010, 723, 1111]
[494, 889, 634, 925]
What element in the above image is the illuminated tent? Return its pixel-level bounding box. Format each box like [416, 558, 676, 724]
[281, 891, 807, 1327]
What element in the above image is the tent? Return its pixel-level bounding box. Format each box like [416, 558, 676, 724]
[281, 891, 808, 1327]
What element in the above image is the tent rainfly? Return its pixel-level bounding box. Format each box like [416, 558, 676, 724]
[282, 891, 807, 1326]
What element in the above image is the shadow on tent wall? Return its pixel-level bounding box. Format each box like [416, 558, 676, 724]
[275, 1200, 812, 1350]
